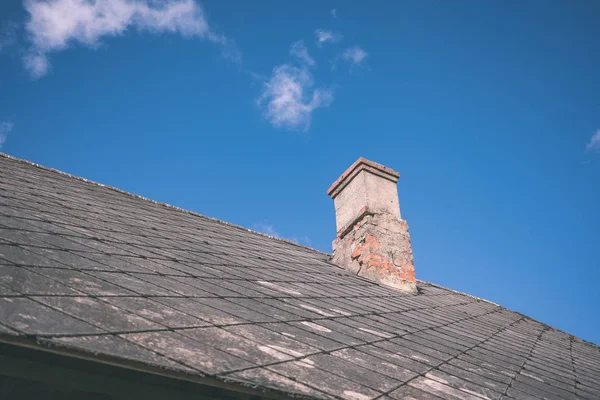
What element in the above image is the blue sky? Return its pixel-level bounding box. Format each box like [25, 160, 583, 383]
[1, 1, 599, 345]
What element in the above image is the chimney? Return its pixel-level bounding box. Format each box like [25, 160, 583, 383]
[327, 158, 417, 293]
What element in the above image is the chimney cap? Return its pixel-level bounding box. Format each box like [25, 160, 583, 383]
[327, 157, 400, 199]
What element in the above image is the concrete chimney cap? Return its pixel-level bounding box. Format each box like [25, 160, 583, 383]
[327, 157, 400, 199]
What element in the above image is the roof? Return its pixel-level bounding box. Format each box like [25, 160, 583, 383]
[0, 152, 598, 400]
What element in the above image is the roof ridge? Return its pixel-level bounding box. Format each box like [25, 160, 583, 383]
[415, 279, 500, 307]
[0, 152, 330, 257]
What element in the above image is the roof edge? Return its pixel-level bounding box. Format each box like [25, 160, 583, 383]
[0, 334, 316, 400]
[415, 279, 500, 307]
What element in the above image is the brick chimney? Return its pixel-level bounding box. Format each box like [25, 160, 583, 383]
[327, 158, 417, 293]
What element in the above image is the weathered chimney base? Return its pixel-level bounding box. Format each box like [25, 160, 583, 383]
[332, 207, 417, 293]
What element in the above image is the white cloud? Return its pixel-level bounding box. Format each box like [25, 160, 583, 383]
[315, 29, 341, 47]
[330, 9, 338, 19]
[220, 39, 242, 64]
[0, 22, 17, 53]
[342, 46, 368, 64]
[586, 130, 600, 152]
[289, 40, 315, 66]
[23, 0, 229, 78]
[254, 222, 279, 237]
[289, 236, 312, 246]
[254, 222, 311, 246]
[258, 64, 333, 131]
[0, 122, 14, 150]
[24, 53, 49, 78]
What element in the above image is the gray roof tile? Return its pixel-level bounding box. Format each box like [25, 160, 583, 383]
[30, 268, 137, 296]
[120, 330, 255, 374]
[33, 296, 163, 333]
[0, 297, 104, 336]
[228, 367, 332, 399]
[151, 297, 246, 326]
[369, 341, 447, 369]
[176, 327, 298, 365]
[258, 322, 345, 351]
[408, 376, 485, 400]
[99, 296, 211, 329]
[387, 384, 444, 399]
[0, 265, 84, 296]
[266, 359, 382, 399]
[424, 369, 504, 400]
[330, 348, 419, 383]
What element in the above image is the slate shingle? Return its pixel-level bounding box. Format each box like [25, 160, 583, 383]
[0, 297, 103, 336]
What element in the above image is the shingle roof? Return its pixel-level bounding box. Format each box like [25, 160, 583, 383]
[0, 152, 598, 400]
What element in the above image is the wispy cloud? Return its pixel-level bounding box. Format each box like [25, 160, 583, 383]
[254, 222, 279, 237]
[23, 0, 233, 78]
[289, 40, 315, 67]
[315, 29, 341, 47]
[289, 235, 312, 246]
[342, 46, 368, 64]
[330, 9, 338, 19]
[0, 22, 17, 53]
[0, 122, 14, 150]
[254, 222, 311, 246]
[586, 130, 600, 152]
[258, 64, 333, 131]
